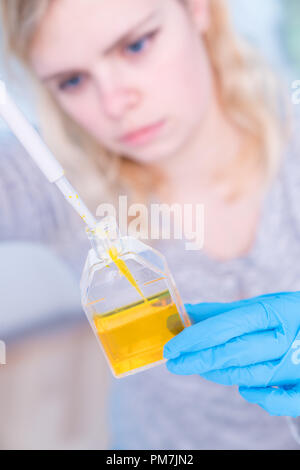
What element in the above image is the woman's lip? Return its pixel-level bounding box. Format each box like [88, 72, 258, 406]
[118, 119, 166, 145]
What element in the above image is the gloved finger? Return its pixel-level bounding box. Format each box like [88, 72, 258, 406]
[166, 329, 288, 375]
[185, 301, 247, 323]
[164, 302, 280, 359]
[200, 360, 280, 387]
[185, 292, 289, 324]
[239, 384, 300, 418]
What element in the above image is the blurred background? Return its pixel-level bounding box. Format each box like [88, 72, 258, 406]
[0, 0, 299, 450]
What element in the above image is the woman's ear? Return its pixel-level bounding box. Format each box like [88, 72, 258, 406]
[184, 0, 211, 33]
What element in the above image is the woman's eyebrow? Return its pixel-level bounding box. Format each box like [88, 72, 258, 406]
[102, 10, 159, 55]
[41, 10, 158, 82]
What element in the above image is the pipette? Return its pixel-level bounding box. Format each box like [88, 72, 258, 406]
[0, 80, 97, 229]
[0, 80, 147, 301]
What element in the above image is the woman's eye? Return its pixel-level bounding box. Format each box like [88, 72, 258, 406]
[124, 31, 157, 56]
[58, 75, 84, 91]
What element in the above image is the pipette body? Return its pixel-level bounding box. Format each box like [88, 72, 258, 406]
[0, 80, 97, 229]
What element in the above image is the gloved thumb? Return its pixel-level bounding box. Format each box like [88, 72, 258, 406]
[185, 294, 285, 324]
[185, 300, 246, 324]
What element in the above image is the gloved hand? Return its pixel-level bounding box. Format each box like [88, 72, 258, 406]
[164, 292, 300, 417]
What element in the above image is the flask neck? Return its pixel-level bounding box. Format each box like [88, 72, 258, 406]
[86, 216, 123, 260]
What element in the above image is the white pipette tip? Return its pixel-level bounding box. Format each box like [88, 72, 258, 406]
[0, 79, 97, 230]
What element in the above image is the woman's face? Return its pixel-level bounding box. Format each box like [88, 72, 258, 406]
[30, 0, 213, 164]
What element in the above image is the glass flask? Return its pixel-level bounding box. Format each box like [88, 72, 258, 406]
[80, 217, 191, 378]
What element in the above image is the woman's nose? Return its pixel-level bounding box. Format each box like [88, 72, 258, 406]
[101, 87, 141, 120]
[93, 62, 141, 119]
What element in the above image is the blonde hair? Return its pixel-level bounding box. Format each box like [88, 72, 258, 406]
[0, 0, 287, 210]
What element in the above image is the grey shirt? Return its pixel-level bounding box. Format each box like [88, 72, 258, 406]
[1, 122, 300, 449]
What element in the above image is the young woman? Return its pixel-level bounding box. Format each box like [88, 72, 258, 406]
[1, 0, 300, 449]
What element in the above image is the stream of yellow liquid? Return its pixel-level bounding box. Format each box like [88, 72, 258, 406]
[107, 246, 148, 303]
[93, 290, 185, 377]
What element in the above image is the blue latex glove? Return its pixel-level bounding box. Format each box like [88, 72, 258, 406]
[164, 292, 300, 417]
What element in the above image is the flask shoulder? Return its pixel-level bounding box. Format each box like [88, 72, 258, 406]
[80, 249, 107, 293]
[120, 236, 168, 273]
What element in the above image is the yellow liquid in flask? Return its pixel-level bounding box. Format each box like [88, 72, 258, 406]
[93, 290, 185, 377]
